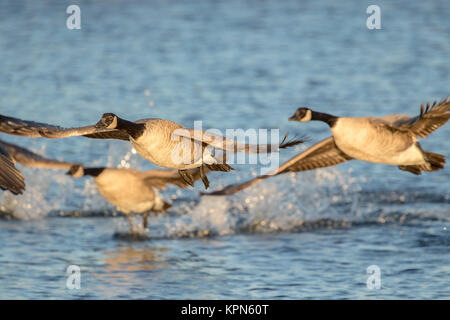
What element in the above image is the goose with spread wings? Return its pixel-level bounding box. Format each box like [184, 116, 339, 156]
[203, 97, 450, 196]
[0, 113, 304, 189]
[0, 139, 77, 195]
[67, 164, 205, 233]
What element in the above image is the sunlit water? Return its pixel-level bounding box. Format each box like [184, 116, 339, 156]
[0, 0, 449, 299]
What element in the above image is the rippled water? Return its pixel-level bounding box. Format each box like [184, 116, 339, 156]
[0, 0, 449, 299]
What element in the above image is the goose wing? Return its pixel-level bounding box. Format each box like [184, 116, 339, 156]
[380, 97, 450, 138]
[0, 144, 25, 195]
[202, 137, 353, 196]
[172, 128, 304, 154]
[0, 140, 77, 170]
[140, 167, 204, 190]
[399, 96, 450, 138]
[0, 114, 102, 138]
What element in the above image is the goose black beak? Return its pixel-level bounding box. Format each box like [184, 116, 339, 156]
[95, 119, 107, 129]
[95, 113, 116, 129]
[66, 164, 80, 176]
[288, 114, 297, 121]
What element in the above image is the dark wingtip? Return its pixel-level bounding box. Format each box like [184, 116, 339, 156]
[279, 133, 309, 149]
[3, 186, 25, 195]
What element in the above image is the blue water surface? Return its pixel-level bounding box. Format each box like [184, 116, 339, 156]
[0, 0, 449, 299]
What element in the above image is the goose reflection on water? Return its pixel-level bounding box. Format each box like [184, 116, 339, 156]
[92, 246, 169, 293]
[103, 246, 169, 272]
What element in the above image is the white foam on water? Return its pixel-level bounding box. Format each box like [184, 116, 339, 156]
[2, 141, 448, 237]
[0, 167, 74, 220]
[136, 166, 366, 238]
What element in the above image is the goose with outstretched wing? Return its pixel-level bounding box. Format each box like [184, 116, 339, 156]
[203, 96, 449, 196]
[1, 113, 304, 189]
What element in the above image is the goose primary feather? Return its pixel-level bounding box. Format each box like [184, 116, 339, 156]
[0, 143, 25, 195]
[0, 139, 77, 195]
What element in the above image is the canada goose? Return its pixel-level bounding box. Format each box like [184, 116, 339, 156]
[67, 165, 205, 232]
[203, 97, 450, 196]
[3, 113, 303, 189]
[288, 97, 449, 174]
[0, 139, 77, 195]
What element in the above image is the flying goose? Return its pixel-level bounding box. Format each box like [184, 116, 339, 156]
[0, 139, 77, 195]
[289, 97, 449, 174]
[7, 113, 303, 189]
[203, 97, 450, 196]
[67, 165, 205, 232]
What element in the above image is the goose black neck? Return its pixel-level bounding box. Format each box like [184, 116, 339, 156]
[311, 111, 338, 127]
[116, 117, 146, 139]
[84, 167, 106, 177]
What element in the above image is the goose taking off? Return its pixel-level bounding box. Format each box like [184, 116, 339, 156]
[67, 165, 205, 232]
[203, 97, 450, 196]
[0, 139, 77, 195]
[18, 113, 304, 189]
[289, 96, 449, 174]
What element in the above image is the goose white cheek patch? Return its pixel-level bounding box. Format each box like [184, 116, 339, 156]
[300, 109, 312, 122]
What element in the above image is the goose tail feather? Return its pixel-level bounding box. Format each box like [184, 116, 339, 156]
[398, 151, 445, 174]
[424, 151, 445, 171]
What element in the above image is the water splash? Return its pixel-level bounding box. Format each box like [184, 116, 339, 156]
[0, 167, 73, 220]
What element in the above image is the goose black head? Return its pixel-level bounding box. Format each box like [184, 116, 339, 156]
[96, 113, 118, 129]
[66, 164, 84, 178]
[289, 107, 312, 122]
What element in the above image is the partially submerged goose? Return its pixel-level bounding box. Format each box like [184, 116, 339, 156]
[23, 113, 303, 189]
[67, 165, 204, 232]
[203, 97, 450, 196]
[0, 139, 77, 195]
